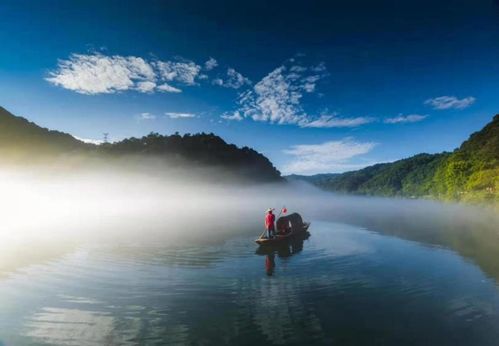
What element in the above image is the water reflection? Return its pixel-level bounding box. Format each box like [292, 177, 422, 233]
[26, 307, 117, 346]
[2, 219, 499, 345]
[255, 232, 310, 257]
[256, 232, 310, 276]
[265, 254, 275, 276]
[308, 198, 499, 282]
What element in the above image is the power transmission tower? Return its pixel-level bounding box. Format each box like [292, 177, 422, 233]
[103, 132, 109, 144]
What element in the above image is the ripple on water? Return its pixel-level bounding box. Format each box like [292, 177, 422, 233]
[2, 220, 499, 345]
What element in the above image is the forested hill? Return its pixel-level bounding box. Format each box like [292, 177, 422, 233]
[0, 106, 89, 157]
[100, 132, 282, 182]
[0, 107, 282, 182]
[289, 115, 499, 204]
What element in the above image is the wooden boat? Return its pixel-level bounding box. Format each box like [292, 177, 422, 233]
[255, 231, 310, 257]
[255, 222, 310, 245]
[256, 212, 310, 245]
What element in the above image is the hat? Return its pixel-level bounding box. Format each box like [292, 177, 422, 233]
[266, 208, 275, 213]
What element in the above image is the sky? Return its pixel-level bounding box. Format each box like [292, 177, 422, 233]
[1, 0, 499, 175]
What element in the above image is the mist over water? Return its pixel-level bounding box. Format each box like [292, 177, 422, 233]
[1, 164, 499, 345]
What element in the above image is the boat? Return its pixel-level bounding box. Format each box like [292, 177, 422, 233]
[255, 212, 310, 245]
[255, 230, 311, 255]
[255, 222, 310, 245]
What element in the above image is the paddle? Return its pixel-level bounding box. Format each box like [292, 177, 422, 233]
[258, 229, 267, 239]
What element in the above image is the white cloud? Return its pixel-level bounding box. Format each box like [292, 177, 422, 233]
[289, 65, 307, 73]
[46, 53, 156, 94]
[221, 111, 244, 121]
[245, 65, 305, 124]
[204, 57, 218, 71]
[154, 60, 201, 86]
[212, 68, 251, 89]
[136, 112, 156, 120]
[47, 53, 203, 94]
[212, 78, 223, 86]
[282, 138, 377, 175]
[384, 114, 428, 124]
[424, 96, 475, 110]
[311, 62, 327, 72]
[74, 136, 104, 145]
[225, 59, 329, 126]
[303, 114, 376, 128]
[165, 112, 196, 119]
[136, 81, 157, 93]
[157, 83, 182, 93]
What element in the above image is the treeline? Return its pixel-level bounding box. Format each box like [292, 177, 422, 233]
[291, 114, 499, 205]
[99, 132, 282, 182]
[433, 114, 498, 203]
[0, 107, 89, 158]
[0, 107, 282, 183]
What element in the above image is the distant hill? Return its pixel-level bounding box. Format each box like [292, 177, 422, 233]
[290, 153, 449, 196]
[100, 132, 282, 182]
[0, 107, 282, 182]
[289, 115, 499, 204]
[287, 173, 340, 185]
[0, 106, 89, 159]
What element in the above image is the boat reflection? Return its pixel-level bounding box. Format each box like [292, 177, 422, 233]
[265, 253, 275, 276]
[256, 232, 310, 275]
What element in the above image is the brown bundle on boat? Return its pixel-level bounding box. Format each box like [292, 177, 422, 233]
[276, 213, 303, 234]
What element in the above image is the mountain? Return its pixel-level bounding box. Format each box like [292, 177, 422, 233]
[286, 173, 340, 185]
[290, 115, 499, 204]
[0, 106, 89, 159]
[100, 132, 282, 182]
[0, 107, 282, 182]
[433, 114, 499, 203]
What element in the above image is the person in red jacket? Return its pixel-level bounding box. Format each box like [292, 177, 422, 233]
[265, 208, 276, 239]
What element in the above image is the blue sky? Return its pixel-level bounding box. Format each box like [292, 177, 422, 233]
[1, 0, 499, 174]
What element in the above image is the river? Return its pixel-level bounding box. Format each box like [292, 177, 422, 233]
[1, 194, 499, 345]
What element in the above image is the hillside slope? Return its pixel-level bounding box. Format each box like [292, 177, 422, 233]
[0, 106, 88, 159]
[100, 132, 282, 182]
[0, 107, 282, 182]
[290, 115, 499, 204]
[433, 114, 499, 203]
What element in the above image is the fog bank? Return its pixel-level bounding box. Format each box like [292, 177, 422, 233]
[1, 163, 498, 277]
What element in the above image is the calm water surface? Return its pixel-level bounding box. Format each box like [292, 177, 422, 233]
[2, 218, 499, 345]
